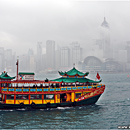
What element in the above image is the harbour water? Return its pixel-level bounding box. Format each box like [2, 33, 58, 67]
[0, 73, 130, 129]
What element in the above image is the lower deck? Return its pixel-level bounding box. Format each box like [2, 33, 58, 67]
[0, 85, 105, 107]
[1, 91, 91, 105]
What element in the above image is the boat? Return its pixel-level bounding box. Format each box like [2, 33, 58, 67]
[0, 60, 105, 109]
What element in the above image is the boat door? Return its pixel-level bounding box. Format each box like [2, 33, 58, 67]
[60, 93, 71, 102]
[60, 93, 67, 102]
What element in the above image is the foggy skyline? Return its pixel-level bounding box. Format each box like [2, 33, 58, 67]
[0, 0, 130, 55]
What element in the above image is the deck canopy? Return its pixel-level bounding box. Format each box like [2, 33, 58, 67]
[58, 67, 89, 77]
[51, 77, 101, 83]
[0, 71, 15, 80]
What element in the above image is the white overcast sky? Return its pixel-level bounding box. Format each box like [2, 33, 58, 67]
[0, 0, 130, 55]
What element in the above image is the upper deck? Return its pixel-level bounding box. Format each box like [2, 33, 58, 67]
[0, 80, 103, 94]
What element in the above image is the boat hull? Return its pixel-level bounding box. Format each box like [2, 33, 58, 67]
[0, 94, 102, 109]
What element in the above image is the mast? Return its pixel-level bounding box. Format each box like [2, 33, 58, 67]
[16, 58, 19, 81]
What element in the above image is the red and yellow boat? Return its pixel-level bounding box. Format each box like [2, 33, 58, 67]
[0, 60, 105, 109]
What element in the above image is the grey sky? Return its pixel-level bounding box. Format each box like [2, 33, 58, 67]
[0, 0, 130, 55]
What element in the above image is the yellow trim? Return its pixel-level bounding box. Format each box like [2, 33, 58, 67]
[55, 94, 60, 103]
[30, 100, 42, 104]
[44, 100, 54, 104]
[6, 100, 14, 104]
[15, 100, 29, 104]
[71, 92, 75, 102]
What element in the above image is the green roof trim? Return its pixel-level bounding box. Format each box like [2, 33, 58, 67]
[0, 72, 15, 80]
[51, 77, 101, 83]
[58, 67, 89, 76]
[19, 72, 35, 75]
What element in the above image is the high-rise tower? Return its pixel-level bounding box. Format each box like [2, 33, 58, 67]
[100, 17, 111, 59]
[46, 40, 55, 70]
[36, 42, 42, 72]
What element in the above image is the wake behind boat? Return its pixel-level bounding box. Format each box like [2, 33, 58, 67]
[0, 60, 105, 109]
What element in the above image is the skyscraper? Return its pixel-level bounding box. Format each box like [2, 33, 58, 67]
[28, 48, 35, 71]
[70, 42, 82, 66]
[0, 47, 4, 71]
[100, 17, 111, 59]
[126, 42, 130, 63]
[36, 42, 42, 72]
[60, 46, 70, 67]
[4, 49, 13, 72]
[46, 40, 55, 70]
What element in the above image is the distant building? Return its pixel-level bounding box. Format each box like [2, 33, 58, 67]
[100, 17, 111, 59]
[0, 47, 4, 71]
[60, 46, 70, 67]
[36, 42, 42, 72]
[19, 54, 28, 71]
[28, 48, 35, 71]
[4, 49, 13, 72]
[70, 42, 82, 67]
[46, 40, 55, 70]
[126, 42, 130, 63]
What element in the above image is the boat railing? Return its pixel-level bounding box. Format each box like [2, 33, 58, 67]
[1, 84, 103, 93]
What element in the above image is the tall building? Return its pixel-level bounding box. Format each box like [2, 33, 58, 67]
[46, 40, 55, 70]
[36, 42, 42, 72]
[0, 47, 4, 71]
[60, 46, 70, 67]
[4, 49, 13, 72]
[70, 42, 82, 66]
[19, 54, 28, 71]
[28, 49, 35, 71]
[126, 42, 130, 63]
[100, 17, 111, 59]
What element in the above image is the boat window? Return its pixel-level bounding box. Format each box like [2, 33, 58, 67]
[75, 93, 81, 98]
[6, 95, 14, 99]
[16, 95, 28, 99]
[8, 83, 11, 87]
[44, 94, 54, 99]
[83, 92, 90, 95]
[30, 95, 42, 99]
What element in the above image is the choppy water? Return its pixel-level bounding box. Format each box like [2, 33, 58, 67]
[0, 73, 130, 129]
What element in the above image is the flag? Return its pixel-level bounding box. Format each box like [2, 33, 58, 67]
[16, 60, 18, 65]
[96, 73, 100, 80]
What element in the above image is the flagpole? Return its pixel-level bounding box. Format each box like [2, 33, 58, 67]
[16, 58, 19, 81]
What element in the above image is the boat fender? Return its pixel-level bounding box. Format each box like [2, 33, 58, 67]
[72, 101, 77, 106]
[46, 102, 50, 108]
[20, 103, 24, 107]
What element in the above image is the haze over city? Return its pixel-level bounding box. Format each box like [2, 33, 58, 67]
[0, 0, 130, 73]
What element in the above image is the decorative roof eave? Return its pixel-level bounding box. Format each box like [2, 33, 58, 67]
[0, 76, 16, 80]
[58, 68, 89, 77]
[0, 72, 15, 80]
[51, 77, 102, 83]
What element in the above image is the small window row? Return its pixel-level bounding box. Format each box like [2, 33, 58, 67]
[6, 94, 54, 100]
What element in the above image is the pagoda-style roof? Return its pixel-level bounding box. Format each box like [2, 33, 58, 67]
[58, 67, 89, 77]
[0, 72, 15, 80]
[51, 67, 101, 83]
[52, 77, 101, 83]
